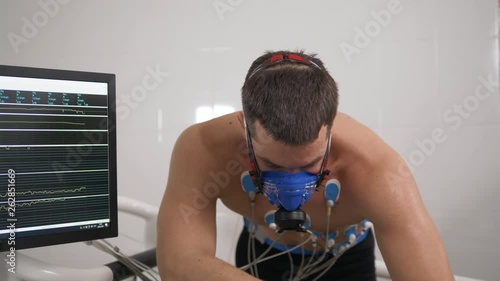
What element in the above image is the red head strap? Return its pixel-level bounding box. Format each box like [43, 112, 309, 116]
[247, 53, 320, 80]
[268, 53, 310, 64]
[269, 54, 284, 63]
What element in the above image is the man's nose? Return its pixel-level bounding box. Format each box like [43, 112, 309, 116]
[284, 168, 302, 174]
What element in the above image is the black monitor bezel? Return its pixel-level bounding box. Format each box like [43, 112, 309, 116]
[0, 64, 118, 252]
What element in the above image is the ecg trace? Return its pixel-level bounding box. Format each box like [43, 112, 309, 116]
[0, 106, 87, 114]
[0, 121, 85, 126]
[0, 186, 87, 198]
[0, 198, 68, 211]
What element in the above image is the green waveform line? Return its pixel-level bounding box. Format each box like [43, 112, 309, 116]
[0, 197, 68, 210]
[0, 187, 86, 198]
[0, 107, 85, 114]
[0, 121, 85, 125]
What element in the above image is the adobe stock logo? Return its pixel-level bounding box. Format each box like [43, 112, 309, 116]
[339, 0, 410, 63]
[7, 0, 71, 54]
[387, 74, 499, 181]
[213, 0, 243, 21]
[178, 160, 243, 224]
[51, 64, 169, 180]
[115, 65, 169, 121]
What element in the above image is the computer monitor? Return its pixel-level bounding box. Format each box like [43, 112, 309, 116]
[0, 65, 118, 251]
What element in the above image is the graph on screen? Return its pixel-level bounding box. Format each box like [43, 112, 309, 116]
[0, 77, 112, 239]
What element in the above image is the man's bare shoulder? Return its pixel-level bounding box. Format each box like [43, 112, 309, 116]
[173, 112, 246, 169]
[178, 112, 237, 144]
[333, 112, 398, 168]
[334, 113, 415, 212]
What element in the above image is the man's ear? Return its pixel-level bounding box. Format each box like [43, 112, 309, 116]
[236, 111, 246, 137]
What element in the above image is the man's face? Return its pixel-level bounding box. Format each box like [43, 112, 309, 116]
[250, 121, 330, 175]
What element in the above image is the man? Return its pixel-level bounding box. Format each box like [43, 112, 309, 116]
[157, 50, 454, 280]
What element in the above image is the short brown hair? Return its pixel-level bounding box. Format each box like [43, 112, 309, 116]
[241, 50, 339, 145]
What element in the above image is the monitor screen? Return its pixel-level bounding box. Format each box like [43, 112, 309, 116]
[0, 65, 118, 251]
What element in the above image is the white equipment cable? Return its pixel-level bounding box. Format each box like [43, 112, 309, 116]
[90, 239, 159, 281]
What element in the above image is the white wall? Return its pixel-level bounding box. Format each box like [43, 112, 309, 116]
[0, 0, 498, 280]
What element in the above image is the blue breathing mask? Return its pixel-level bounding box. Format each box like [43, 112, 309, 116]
[260, 171, 318, 211]
[243, 118, 332, 232]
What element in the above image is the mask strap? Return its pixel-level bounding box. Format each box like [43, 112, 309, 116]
[244, 119, 263, 193]
[316, 131, 332, 189]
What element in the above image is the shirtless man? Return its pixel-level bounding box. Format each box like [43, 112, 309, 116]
[157, 50, 454, 281]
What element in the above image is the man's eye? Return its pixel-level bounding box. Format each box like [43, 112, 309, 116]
[265, 163, 281, 169]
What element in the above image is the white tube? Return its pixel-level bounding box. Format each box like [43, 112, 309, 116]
[117, 196, 159, 248]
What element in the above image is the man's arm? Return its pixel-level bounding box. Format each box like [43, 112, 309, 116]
[156, 125, 259, 281]
[358, 150, 454, 281]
